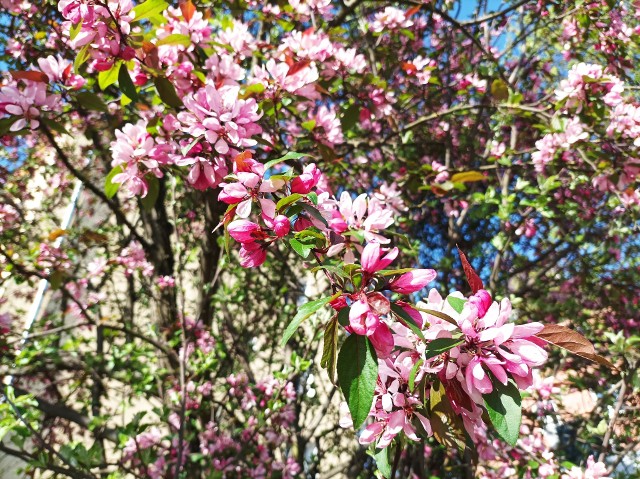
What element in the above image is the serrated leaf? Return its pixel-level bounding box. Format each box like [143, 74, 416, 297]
[49, 270, 64, 290]
[300, 203, 328, 228]
[390, 303, 425, 341]
[40, 118, 70, 136]
[337, 334, 378, 430]
[341, 103, 360, 131]
[118, 63, 138, 101]
[374, 447, 391, 478]
[429, 379, 466, 450]
[408, 359, 424, 391]
[457, 246, 483, 293]
[320, 317, 339, 383]
[180, 0, 196, 21]
[244, 82, 265, 95]
[98, 63, 120, 90]
[414, 307, 460, 327]
[483, 380, 521, 446]
[154, 77, 183, 107]
[74, 44, 91, 73]
[69, 22, 82, 41]
[132, 0, 168, 22]
[289, 238, 312, 258]
[76, 92, 109, 112]
[447, 296, 466, 314]
[281, 295, 337, 346]
[378, 268, 414, 276]
[301, 119, 316, 131]
[264, 151, 307, 170]
[10, 71, 49, 83]
[490, 79, 509, 101]
[337, 307, 350, 326]
[424, 337, 465, 360]
[140, 176, 159, 211]
[535, 324, 614, 368]
[276, 193, 303, 211]
[156, 33, 192, 47]
[105, 165, 123, 199]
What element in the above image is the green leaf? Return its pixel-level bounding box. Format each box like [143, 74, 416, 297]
[40, 118, 70, 136]
[307, 192, 318, 205]
[132, 0, 168, 22]
[105, 165, 123, 199]
[390, 303, 425, 341]
[98, 63, 121, 90]
[378, 268, 414, 276]
[140, 176, 159, 211]
[69, 22, 82, 41]
[337, 307, 350, 326]
[264, 151, 307, 170]
[300, 203, 328, 228]
[483, 380, 522, 446]
[424, 337, 465, 360]
[301, 119, 316, 131]
[244, 83, 265, 95]
[156, 33, 192, 47]
[74, 44, 91, 73]
[341, 103, 360, 131]
[320, 317, 339, 383]
[49, 270, 64, 290]
[429, 379, 467, 450]
[289, 238, 312, 258]
[281, 295, 337, 346]
[447, 296, 466, 314]
[374, 447, 392, 478]
[154, 77, 183, 108]
[76, 92, 109, 112]
[0, 117, 18, 135]
[118, 63, 138, 101]
[337, 334, 378, 430]
[408, 358, 424, 391]
[276, 193, 303, 211]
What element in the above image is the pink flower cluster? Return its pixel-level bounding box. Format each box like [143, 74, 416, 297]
[0, 80, 59, 132]
[353, 287, 548, 449]
[178, 84, 262, 155]
[555, 63, 624, 110]
[59, 0, 136, 71]
[110, 120, 171, 197]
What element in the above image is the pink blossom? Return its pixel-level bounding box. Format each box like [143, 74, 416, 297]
[0, 81, 59, 131]
[389, 269, 437, 294]
[290, 163, 322, 194]
[273, 215, 291, 238]
[361, 242, 399, 274]
[37, 55, 85, 89]
[178, 84, 262, 154]
[370, 7, 413, 33]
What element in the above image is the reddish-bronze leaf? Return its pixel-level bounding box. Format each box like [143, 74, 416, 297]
[11, 70, 49, 83]
[401, 62, 417, 75]
[456, 246, 483, 293]
[287, 59, 311, 77]
[535, 324, 615, 369]
[405, 5, 422, 17]
[180, 0, 196, 22]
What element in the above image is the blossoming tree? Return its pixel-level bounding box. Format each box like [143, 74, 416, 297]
[0, 0, 638, 478]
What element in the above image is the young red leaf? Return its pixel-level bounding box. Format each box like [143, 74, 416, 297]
[456, 246, 483, 293]
[180, 0, 196, 21]
[287, 59, 311, 77]
[534, 324, 615, 369]
[11, 70, 49, 83]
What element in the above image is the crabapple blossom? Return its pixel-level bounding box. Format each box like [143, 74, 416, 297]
[0, 81, 59, 131]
